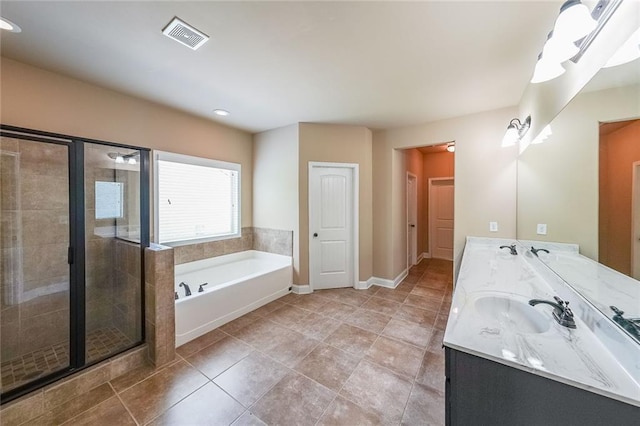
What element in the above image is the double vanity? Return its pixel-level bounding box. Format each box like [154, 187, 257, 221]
[443, 237, 640, 424]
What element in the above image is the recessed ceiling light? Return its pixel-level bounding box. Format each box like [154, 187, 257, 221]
[0, 17, 21, 33]
[213, 109, 230, 116]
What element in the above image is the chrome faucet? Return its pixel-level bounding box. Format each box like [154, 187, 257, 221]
[531, 246, 550, 257]
[610, 306, 640, 340]
[179, 282, 192, 297]
[529, 296, 576, 328]
[500, 244, 518, 255]
[198, 283, 208, 292]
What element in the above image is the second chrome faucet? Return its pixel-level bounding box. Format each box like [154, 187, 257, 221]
[529, 296, 576, 329]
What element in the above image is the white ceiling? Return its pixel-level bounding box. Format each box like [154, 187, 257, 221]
[0, 1, 562, 134]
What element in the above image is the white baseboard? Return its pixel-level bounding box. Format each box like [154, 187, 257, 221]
[356, 277, 375, 290]
[416, 253, 424, 263]
[422, 252, 431, 259]
[364, 268, 408, 289]
[291, 284, 312, 294]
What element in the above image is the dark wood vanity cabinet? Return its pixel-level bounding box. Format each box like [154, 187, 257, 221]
[445, 347, 639, 425]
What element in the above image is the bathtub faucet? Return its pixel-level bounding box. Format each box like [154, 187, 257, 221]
[199, 283, 208, 292]
[179, 282, 192, 297]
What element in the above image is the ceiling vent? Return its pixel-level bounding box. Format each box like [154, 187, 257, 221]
[162, 17, 209, 50]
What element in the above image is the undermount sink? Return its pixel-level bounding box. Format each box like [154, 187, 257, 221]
[474, 295, 551, 334]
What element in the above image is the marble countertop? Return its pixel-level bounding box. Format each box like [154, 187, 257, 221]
[443, 237, 640, 407]
[535, 250, 640, 329]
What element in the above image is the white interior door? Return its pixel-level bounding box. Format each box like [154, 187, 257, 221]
[430, 178, 454, 261]
[632, 161, 640, 280]
[407, 174, 418, 267]
[309, 164, 355, 289]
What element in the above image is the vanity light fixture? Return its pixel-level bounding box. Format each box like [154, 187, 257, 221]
[108, 152, 138, 165]
[603, 26, 640, 68]
[501, 116, 531, 147]
[446, 143, 455, 153]
[0, 16, 21, 33]
[530, 0, 607, 84]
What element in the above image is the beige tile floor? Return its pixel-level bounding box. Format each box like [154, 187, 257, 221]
[18, 258, 452, 425]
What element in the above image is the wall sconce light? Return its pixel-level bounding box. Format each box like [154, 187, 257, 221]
[446, 143, 455, 153]
[501, 116, 531, 147]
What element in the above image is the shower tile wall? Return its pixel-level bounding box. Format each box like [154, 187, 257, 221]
[1, 137, 70, 385]
[113, 240, 142, 344]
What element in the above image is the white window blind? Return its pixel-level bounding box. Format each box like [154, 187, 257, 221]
[155, 153, 240, 244]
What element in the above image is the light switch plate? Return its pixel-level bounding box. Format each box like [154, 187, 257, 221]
[489, 222, 498, 232]
[537, 223, 547, 235]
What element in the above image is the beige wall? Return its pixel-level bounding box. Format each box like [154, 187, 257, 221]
[517, 85, 640, 260]
[599, 120, 640, 274]
[298, 123, 373, 285]
[0, 58, 254, 227]
[253, 124, 300, 282]
[373, 106, 519, 280]
[423, 151, 455, 253]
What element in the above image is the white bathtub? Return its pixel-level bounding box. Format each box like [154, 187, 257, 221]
[174, 250, 292, 347]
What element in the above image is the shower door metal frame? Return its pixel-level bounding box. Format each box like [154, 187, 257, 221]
[0, 125, 150, 404]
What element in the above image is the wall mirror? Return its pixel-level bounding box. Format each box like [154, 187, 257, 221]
[516, 38, 640, 343]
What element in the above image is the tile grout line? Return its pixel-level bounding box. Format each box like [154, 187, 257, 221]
[109, 382, 140, 426]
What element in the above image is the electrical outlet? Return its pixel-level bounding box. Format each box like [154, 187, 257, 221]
[489, 222, 498, 232]
[537, 224, 547, 235]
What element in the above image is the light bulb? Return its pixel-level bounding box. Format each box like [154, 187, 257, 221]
[446, 144, 455, 153]
[502, 125, 520, 147]
[553, 1, 597, 43]
[128, 157, 137, 165]
[115, 155, 124, 164]
[543, 33, 579, 63]
[531, 56, 565, 84]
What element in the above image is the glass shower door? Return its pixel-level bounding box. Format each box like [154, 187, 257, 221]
[84, 143, 143, 363]
[1, 136, 71, 394]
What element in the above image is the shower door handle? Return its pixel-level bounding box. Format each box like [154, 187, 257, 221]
[68, 246, 74, 265]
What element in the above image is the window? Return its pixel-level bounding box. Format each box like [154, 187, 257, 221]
[95, 181, 124, 219]
[154, 151, 240, 244]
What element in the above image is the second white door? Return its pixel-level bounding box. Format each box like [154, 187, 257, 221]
[430, 178, 454, 261]
[309, 164, 355, 290]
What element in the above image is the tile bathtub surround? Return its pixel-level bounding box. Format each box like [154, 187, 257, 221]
[173, 227, 292, 265]
[144, 244, 175, 367]
[252, 227, 293, 257]
[1, 258, 452, 425]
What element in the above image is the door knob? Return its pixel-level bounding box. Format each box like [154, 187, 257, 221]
[313, 233, 318, 237]
[410, 224, 415, 228]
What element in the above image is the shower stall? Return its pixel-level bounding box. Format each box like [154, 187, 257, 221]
[0, 125, 149, 403]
